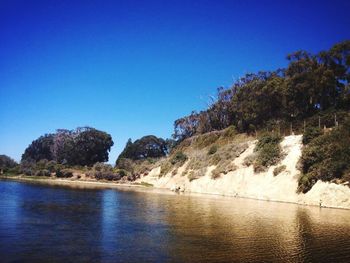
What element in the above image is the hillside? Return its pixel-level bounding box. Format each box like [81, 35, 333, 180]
[136, 131, 350, 209]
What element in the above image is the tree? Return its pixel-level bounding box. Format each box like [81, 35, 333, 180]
[22, 134, 55, 162]
[172, 40, 350, 138]
[116, 135, 168, 165]
[68, 127, 114, 166]
[0, 155, 18, 173]
[173, 111, 201, 141]
[21, 127, 114, 166]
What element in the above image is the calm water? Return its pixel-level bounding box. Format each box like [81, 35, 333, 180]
[0, 180, 350, 263]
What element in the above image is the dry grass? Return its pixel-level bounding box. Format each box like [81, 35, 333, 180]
[159, 151, 188, 177]
[211, 160, 237, 179]
[158, 128, 252, 180]
[176, 130, 250, 180]
[187, 167, 207, 181]
[243, 153, 256, 167]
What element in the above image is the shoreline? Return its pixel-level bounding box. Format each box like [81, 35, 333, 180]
[0, 175, 151, 190]
[1, 175, 349, 211]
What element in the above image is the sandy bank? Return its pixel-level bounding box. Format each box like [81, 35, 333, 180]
[0, 176, 150, 190]
[136, 135, 350, 210]
[2, 136, 350, 210]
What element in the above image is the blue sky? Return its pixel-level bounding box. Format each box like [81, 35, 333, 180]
[1, 0, 349, 163]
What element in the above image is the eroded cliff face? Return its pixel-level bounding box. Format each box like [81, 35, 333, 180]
[137, 135, 350, 209]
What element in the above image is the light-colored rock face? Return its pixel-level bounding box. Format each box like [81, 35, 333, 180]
[138, 135, 350, 209]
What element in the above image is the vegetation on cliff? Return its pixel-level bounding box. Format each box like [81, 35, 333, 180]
[252, 133, 283, 173]
[2, 40, 349, 192]
[298, 118, 350, 193]
[173, 40, 350, 141]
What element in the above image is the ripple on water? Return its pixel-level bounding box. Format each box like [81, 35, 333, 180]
[0, 180, 350, 263]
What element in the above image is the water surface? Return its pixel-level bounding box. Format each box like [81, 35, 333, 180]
[0, 180, 350, 262]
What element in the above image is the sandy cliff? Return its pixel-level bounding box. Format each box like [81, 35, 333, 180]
[137, 135, 350, 209]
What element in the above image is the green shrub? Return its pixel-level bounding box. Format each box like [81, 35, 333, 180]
[94, 171, 121, 181]
[4, 166, 21, 176]
[35, 169, 51, 177]
[115, 158, 134, 172]
[160, 161, 173, 177]
[207, 145, 218, 155]
[302, 127, 322, 145]
[56, 169, 74, 178]
[255, 132, 282, 151]
[0, 155, 17, 172]
[273, 165, 286, 176]
[170, 151, 188, 165]
[193, 133, 220, 149]
[46, 160, 57, 173]
[222, 125, 237, 139]
[35, 159, 49, 170]
[93, 162, 113, 172]
[298, 119, 350, 193]
[297, 173, 317, 193]
[116, 169, 128, 177]
[159, 151, 188, 177]
[253, 133, 282, 172]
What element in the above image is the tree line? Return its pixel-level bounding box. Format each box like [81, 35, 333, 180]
[2, 40, 349, 176]
[21, 127, 114, 166]
[173, 40, 350, 141]
[116, 135, 173, 165]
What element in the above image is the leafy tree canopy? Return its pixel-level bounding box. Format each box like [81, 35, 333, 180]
[0, 155, 18, 170]
[21, 127, 114, 166]
[173, 40, 350, 141]
[116, 135, 169, 165]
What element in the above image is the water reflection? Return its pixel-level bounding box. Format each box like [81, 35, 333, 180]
[0, 180, 349, 263]
[101, 190, 119, 259]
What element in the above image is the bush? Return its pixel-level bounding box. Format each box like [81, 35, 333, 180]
[35, 159, 49, 170]
[297, 173, 317, 193]
[46, 160, 58, 173]
[253, 133, 282, 172]
[170, 151, 188, 165]
[159, 161, 173, 177]
[255, 132, 282, 151]
[298, 119, 350, 193]
[94, 171, 121, 181]
[56, 169, 73, 178]
[211, 160, 237, 179]
[243, 153, 256, 167]
[93, 162, 113, 172]
[209, 154, 221, 165]
[188, 168, 206, 181]
[187, 171, 196, 181]
[273, 165, 286, 176]
[22, 168, 34, 176]
[19, 160, 35, 176]
[116, 169, 128, 177]
[35, 169, 51, 177]
[211, 170, 221, 179]
[207, 145, 218, 155]
[222, 125, 237, 138]
[302, 127, 322, 145]
[4, 166, 21, 176]
[0, 155, 18, 172]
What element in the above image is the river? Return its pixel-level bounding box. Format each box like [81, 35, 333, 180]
[0, 180, 349, 262]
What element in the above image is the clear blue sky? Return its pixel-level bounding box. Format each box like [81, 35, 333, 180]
[1, 0, 349, 163]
